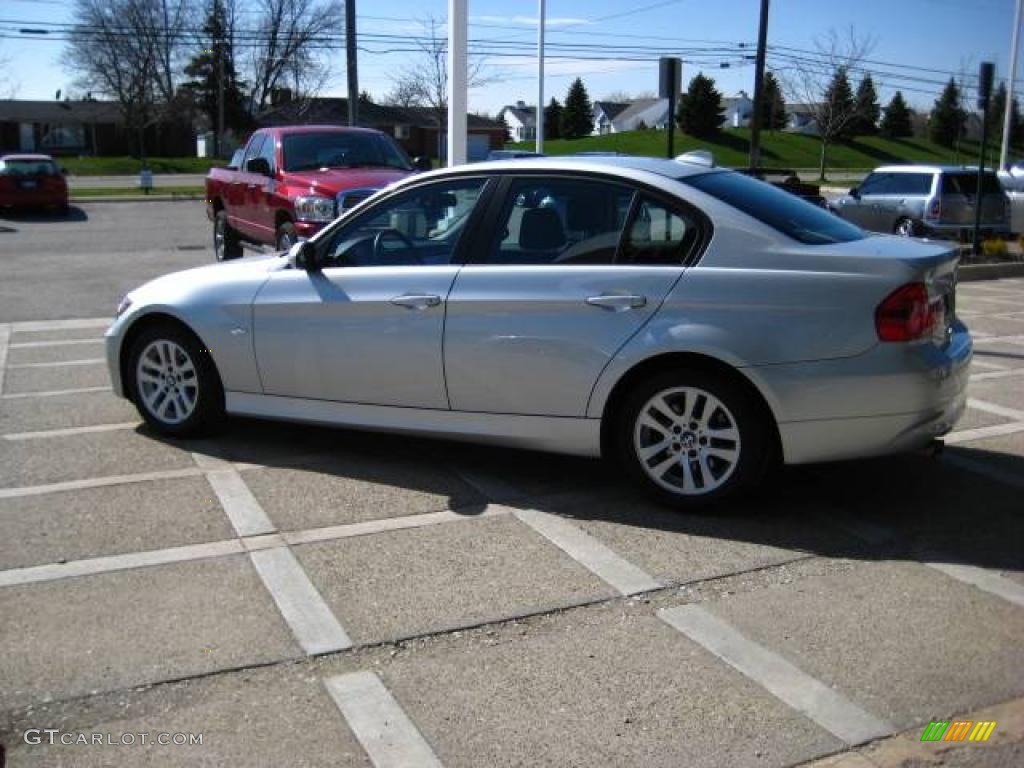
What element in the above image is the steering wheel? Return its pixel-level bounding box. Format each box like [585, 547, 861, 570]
[372, 228, 421, 264]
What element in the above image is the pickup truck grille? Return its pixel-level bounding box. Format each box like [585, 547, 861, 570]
[337, 187, 380, 212]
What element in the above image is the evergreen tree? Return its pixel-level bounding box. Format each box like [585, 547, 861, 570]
[560, 78, 593, 139]
[988, 82, 1022, 147]
[929, 78, 966, 147]
[544, 97, 563, 140]
[761, 71, 787, 131]
[676, 73, 725, 138]
[183, 0, 250, 153]
[849, 74, 880, 136]
[821, 67, 856, 141]
[880, 91, 913, 138]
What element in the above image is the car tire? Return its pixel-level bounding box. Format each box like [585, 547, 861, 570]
[276, 221, 297, 251]
[214, 210, 242, 261]
[894, 217, 918, 237]
[615, 369, 770, 509]
[127, 323, 225, 438]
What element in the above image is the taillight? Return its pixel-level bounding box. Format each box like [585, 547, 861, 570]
[875, 282, 938, 342]
[925, 198, 941, 221]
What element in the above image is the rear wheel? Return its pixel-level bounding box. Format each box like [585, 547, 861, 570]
[616, 370, 770, 508]
[127, 324, 224, 437]
[214, 210, 242, 261]
[894, 217, 917, 237]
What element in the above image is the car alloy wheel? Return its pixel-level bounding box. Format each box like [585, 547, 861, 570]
[135, 339, 199, 425]
[895, 218, 916, 237]
[214, 215, 227, 261]
[632, 386, 742, 496]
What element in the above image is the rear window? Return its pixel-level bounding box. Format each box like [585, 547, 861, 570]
[0, 159, 59, 176]
[941, 172, 1002, 196]
[682, 171, 865, 245]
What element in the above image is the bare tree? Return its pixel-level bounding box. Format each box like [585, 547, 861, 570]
[0, 42, 17, 98]
[64, 0, 190, 157]
[384, 15, 493, 154]
[245, 0, 343, 112]
[782, 27, 875, 179]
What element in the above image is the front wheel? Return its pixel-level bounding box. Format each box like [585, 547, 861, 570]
[616, 370, 770, 508]
[128, 324, 224, 437]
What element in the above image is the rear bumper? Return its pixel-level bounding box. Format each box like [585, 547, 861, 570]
[919, 222, 1011, 240]
[0, 191, 67, 207]
[753, 324, 972, 464]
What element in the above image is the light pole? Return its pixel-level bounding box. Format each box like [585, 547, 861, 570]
[537, 0, 545, 154]
[447, 0, 467, 166]
[1000, 0, 1023, 169]
[346, 0, 358, 126]
[748, 0, 770, 169]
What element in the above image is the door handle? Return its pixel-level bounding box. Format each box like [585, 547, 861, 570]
[585, 293, 647, 311]
[390, 293, 441, 310]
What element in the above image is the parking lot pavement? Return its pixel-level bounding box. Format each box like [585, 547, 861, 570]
[1, 280, 1023, 766]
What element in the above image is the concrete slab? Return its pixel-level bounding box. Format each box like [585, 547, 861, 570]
[708, 560, 1024, 730]
[967, 378, 1024, 411]
[956, 405, 1012, 431]
[2, 362, 109, 395]
[0, 389, 137, 433]
[294, 514, 615, 644]
[964, 315, 1024, 335]
[9, 327, 106, 343]
[0, 555, 300, 711]
[244, 452, 486, 531]
[378, 604, 842, 768]
[536, 485, 856, 587]
[0, 659, 371, 767]
[6, 340, 106, 365]
[0, 476, 233, 570]
[0, 429, 194, 489]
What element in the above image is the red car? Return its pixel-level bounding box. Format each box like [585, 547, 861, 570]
[206, 125, 425, 259]
[0, 154, 69, 212]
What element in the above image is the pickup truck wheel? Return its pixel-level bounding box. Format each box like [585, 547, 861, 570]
[214, 210, 242, 261]
[276, 221, 297, 251]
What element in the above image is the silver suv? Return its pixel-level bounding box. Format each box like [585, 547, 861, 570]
[833, 164, 1010, 239]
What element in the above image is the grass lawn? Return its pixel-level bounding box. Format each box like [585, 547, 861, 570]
[61, 157, 223, 176]
[71, 186, 205, 198]
[512, 128, 1023, 175]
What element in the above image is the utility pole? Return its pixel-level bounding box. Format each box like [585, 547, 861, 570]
[974, 61, 995, 256]
[217, 46, 225, 158]
[1000, 0, 1023, 169]
[447, 0, 467, 166]
[346, 0, 358, 126]
[748, 0, 770, 169]
[536, 0, 545, 153]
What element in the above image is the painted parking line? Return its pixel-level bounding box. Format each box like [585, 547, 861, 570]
[6, 358, 106, 369]
[969, 359, 1007, 370]
[249, 546, 352, 655]
[0, 539, 244, 588]
[971, 368, 1024, 383]
[205, 468, 276, 537]
[923, 560, 1024, 609]
[0, 323, 9, 395]
[658, 604, 893, 746]
[0, 385, 112, 399]
[2, 422, 138, 441]
[284, 505, 509, 546]
[513, 507, 663, 596]
[324, 671, 444, 768]
[8, 317, 110, 332]
[944, 421, 1024, 445]
[0, 467, 206, 500]
[8, 338, 104, 349]
[967, 398, 1024, 421]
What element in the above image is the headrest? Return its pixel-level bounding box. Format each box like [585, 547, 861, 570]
[519, 207, 566, 251]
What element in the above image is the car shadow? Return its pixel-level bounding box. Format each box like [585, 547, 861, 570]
[0, 206, 88, 224]
[138, 416, 1024, 578]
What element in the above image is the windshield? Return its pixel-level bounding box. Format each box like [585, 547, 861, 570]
[0, 158, 60, 176]
[682, 170, 866, 245]
[282, 132, 412, 173]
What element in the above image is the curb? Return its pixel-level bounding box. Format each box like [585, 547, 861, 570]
[959, 262, 1024, 281]
[70, 194, 204, 204]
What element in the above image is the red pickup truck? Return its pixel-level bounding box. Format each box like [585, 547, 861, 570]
[206, 125, 423, 260]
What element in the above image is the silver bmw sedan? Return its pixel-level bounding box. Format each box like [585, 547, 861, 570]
[106, 156, 971, 507]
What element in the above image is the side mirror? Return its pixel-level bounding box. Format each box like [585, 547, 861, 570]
[247, 157, 271, 177]
[849, 187, 860, 199]
[289, 240, 320, 272]
[412, 156, 432, 172]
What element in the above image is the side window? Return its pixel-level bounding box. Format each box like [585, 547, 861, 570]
[258, 134, 276, 173]
[486, 178, 634, 265]
[620, 196, 698, 266]
[858, 173, 890, 196]
[887, 173, 932, 195]
[242, 134, 265, 170]
[322, 178, 488, 268]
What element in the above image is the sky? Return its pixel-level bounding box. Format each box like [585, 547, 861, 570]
[0, 0, 1019, 117]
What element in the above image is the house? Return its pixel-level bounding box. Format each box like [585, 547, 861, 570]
[0, 98, 196, 156]
[722, 91, 754, 128]
[786, 103, 821, 135]
[258, 98, 507, 161]
[595, 98, 672, 134]
[592, 101, 629, 135]
[497, 101, 536, 143]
